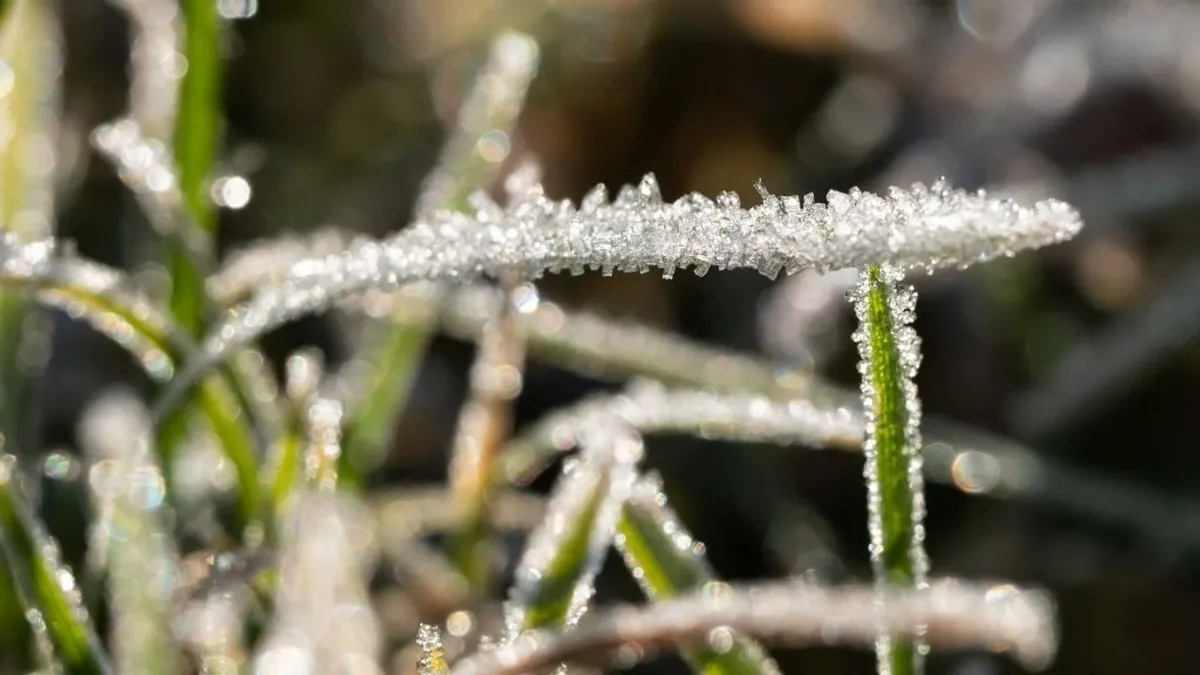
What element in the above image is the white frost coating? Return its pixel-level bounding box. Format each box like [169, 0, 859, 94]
[104, 0, 182, 142]
[79, 390, 181, 675]
[503, 379, 863, 484]
[454, 579, 1058, 675]
[304, 395, 345, 491]
[0, 232, 177, 380]
[252, 493, 382, 675]
[202, 175, 1081, 363]
[208, 228, 353, 305]
[849, 263, 928, 673]
[91, 119, 213, 262]
[503, 423, 643, 639]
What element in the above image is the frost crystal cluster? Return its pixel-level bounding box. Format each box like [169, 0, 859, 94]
[202, 176, 1081, 360]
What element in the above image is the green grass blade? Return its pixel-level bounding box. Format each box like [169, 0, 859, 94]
[505, 430, 642, 635]
[172, 0, 221, 334]
[616, 473, 781, 675]
[337, 312, 436, 487]
[0, 458, 112, 675]
[851, 264, 927, 675]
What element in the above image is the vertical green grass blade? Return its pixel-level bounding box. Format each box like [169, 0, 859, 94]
[851, 264, 927, 675]
[0, 458, 112, 675]
[171, 0, 221, 335]
[616, 474, 781, 675]
[338, 311, 436, 487]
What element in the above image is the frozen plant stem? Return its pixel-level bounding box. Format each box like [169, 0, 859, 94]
[851, 264, 927, 675]
[448, 272, 528, 590]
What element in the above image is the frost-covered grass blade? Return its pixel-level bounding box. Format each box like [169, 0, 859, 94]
[190, 176, 1081, 380]
[504, 426, 642, 635]
[616, 473, 781, 675]
[501, 379, 862, 485]
[0, 457, 112, 675]
[851, 263, 927, 675]
[453, 578, 1057, 675]
[78, 392, 182, 675]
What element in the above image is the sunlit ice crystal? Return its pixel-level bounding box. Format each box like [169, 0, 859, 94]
[200, 174, 1081, 371]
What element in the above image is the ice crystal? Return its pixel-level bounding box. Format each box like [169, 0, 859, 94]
[502, 379, 863, 484]
[503, 423, 643, 638]
[304, 395, 344, 492]
[0, 454, 111, 673]
[452, 578, 1057, 675]
[417, 624, 450, 675]
[199, 176, 1081, 366]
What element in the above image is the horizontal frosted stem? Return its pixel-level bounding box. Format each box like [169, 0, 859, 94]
[453, 578, 1057, 675]
[198, 175, 1081, 368]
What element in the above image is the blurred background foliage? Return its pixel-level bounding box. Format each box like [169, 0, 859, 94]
[6, 0, 1200, 673]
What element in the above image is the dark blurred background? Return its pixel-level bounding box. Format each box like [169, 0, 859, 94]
[16, 0, 1200, 673]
